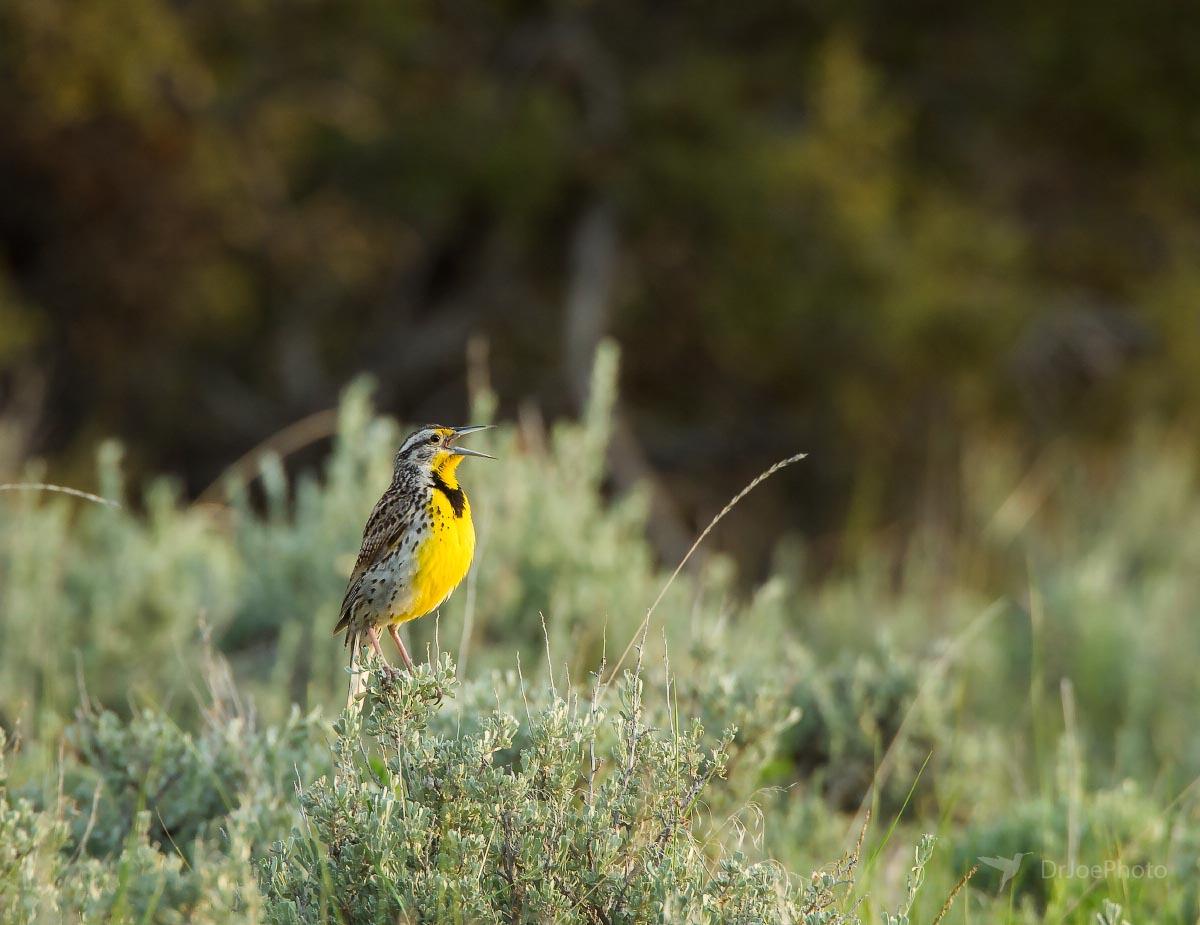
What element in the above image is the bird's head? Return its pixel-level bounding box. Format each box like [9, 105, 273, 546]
[393, 424, 494, 482]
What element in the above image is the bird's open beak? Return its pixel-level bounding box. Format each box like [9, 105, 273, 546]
[448, 424, 495, 459]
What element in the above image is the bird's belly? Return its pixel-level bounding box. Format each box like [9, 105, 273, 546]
[394, 511, 475, 624]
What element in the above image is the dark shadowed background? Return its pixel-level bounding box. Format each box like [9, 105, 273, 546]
[3, 0, 1199, 574]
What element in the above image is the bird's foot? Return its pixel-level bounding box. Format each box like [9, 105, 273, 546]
[378, 663, 404, 684]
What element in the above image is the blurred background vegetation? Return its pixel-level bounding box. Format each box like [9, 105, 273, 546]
[4, 0, 1200, 573]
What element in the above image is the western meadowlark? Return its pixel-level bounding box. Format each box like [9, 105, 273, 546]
[334, 423, 492, 700]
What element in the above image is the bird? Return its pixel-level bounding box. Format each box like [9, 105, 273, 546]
[977, 852, 1028, 891]
[334, 423, 493, 702]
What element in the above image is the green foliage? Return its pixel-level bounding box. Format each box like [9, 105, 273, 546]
[0, 657, 946, 924]
[781, 643, 946, 813]
[61, 696, 325, 861]
[0, 441, 240, 729]
[879, 835, 937, 925]
[265, 658, 813, 923]
[1096, 901, 1133, 925]
[0, 723, 268, 925]
[4, 369, 1200, 921]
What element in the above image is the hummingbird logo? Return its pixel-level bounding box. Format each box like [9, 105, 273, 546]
[978, 852, 1029, 891]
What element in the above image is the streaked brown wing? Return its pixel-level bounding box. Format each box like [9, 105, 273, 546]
[333, 489, 414, 634]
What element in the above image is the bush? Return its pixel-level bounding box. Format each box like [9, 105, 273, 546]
[781, 642, 947, 813]
[1, 657, 952, 924]
[264, 656, 847, 924]
[6, 352, 1196, 921]
[0, 724, 267, 925]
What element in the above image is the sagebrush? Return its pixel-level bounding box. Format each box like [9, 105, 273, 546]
[3, 348, 1199, 921]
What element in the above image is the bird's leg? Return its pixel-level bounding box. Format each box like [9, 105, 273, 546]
[366, 624, 387, 660]
[389, 624, 439, 704]
[365, 625, 400, 680]
[387, 625, 416, 673]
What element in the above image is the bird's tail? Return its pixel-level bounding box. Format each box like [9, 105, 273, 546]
[346, 628, 367, 709]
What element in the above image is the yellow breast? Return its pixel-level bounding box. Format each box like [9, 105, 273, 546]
[398, 489, 475, 623]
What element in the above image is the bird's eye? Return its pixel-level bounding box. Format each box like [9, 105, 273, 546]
[427, 433, 440, 445]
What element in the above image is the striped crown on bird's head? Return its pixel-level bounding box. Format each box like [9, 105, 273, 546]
[393, 424, 494, 476]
